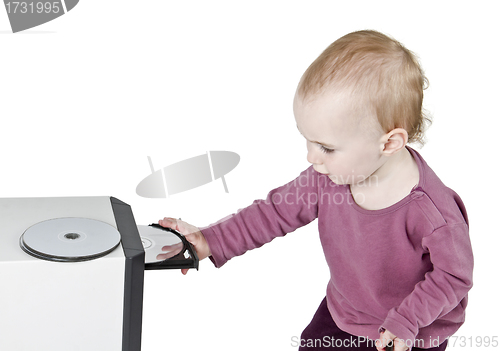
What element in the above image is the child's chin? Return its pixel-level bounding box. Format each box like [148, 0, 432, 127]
[327, 175, 345, 184]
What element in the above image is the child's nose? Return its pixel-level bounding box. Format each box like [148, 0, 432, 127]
[307, 148, 322, 166]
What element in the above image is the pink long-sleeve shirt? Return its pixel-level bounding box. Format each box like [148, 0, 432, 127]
[201, 147, 473, 348]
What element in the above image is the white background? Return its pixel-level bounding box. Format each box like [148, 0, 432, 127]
[1, 1, 498, 350]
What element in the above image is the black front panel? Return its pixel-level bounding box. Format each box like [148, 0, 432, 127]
[110, 197, 145, 351]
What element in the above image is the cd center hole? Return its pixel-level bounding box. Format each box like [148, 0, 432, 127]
[64, 233, 80, 240]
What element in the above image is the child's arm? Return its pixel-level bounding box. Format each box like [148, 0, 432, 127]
[158, 217, 211, 275]
[379, 222, 473, 349]
[197, 166, 321, 268]
[159, 166, 321, 273]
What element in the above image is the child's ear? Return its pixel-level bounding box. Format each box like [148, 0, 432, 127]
[379, 128, 408, 155]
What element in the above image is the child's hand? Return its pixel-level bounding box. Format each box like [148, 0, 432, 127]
[158, 217, 211, 275]
[376, 330, 408, 351]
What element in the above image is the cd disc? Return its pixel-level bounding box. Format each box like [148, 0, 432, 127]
[137, 225, 183, 264]
[20, 217, 121, 262]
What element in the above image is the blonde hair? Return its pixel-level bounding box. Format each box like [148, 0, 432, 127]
[297, 30, 430, 145]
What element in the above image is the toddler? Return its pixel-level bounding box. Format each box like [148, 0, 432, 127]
[159, 30, 473, 351]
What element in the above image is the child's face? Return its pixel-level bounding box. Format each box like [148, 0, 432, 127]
[293, 91, 386, 185]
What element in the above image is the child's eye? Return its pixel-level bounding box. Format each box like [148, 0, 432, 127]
[319, 145, 334, 154]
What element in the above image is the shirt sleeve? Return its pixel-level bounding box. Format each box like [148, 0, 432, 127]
[201, 166, 320, 268]
[380, 222, 473, 346]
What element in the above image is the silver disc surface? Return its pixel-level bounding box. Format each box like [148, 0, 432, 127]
[20, 217, 121, 262]
[137, 225, 183, 264]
